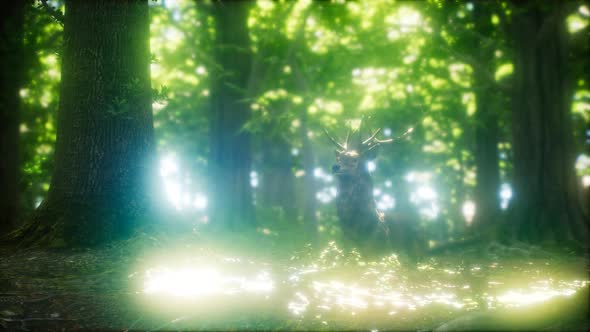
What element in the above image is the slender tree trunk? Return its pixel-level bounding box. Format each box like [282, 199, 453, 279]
[260, 136, 297, 220]
[472, 3, 501, 231]
[508, 2, 588, 247]
[0, 0, 27, 235]
[17, 0, 154, 246]
[389, 155, 424, 256]
[209, 1, 255, 229]
[300, 109, 318, 236]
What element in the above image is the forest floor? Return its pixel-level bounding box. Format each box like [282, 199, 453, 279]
[0, 227, 588, 331]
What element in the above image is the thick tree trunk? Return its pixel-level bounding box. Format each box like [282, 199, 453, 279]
[472, 3, 501, 231]
[0, 1, 27, 234]
[209, 1, 255, 230]
[18, 0, 154, 246]
[509, 2, 588, 247]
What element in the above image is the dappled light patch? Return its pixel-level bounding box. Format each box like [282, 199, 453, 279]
[134, 240, 588, 330]
[143, 266, 274, 298]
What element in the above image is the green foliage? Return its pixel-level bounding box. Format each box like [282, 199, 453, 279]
[19, 0, 589, 241]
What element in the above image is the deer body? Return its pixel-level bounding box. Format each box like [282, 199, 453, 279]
[326, 125, 423, 256]
[333, 155, 388, 251]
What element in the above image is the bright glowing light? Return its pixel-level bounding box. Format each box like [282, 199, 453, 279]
[377, 194, 395, 211]
[383, 128, 392, 137]
[195, 66, 206, 75]
[384, 180, 392, 187]
[500, 183, 512, 209]
[291, 148, 299, 156]
[576, 154, 590, 170]
[367, 161, 376, 172]
[405, 171, 431, 183]
[416, 186, 436, 200]
[251, 178, 259, 188]
[316, 186, 337, 204]
[250, 171, 259, 188]
[164, 180, 182, 210]
[329, 186, 338, 197]
[194, 194, 207, 210]
[583, 175, 590, 188]
[160, 154, 179, 177]
[144, 267, 273, 298]
[462, 200, 476, 224]
[159, 154, 209, 212]
[288, 292, 310, 316]
[314, 167, 324, 178]
[497, 288, 575, 307]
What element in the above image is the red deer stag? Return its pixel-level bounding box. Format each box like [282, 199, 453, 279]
[324, 122, 424, 257]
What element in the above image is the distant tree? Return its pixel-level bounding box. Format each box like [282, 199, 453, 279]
[0, 0, 28, 234]
[16, 0, 155, 246]
[508, 2, 588, 247]
[208, 0, 256, 229]
[471, 2, 502, 231]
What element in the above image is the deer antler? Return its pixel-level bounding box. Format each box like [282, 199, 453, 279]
[345, 129, 351, 149]
[323, 128, 346, 151]
[391, 127, 414, 142]
[360, 127, 414, 154]
[362, 128, 382, 145]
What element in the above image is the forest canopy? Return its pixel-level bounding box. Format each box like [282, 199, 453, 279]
[4, 0, 587, 248]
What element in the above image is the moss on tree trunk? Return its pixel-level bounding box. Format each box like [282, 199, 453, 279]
[18, 0, 155, 247]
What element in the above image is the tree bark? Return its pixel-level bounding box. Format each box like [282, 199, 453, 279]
[260, 135, 297, 220]
[472, 2, 501, 231]
[208, 1, 255, 230]
[18, 0, 154, 246]
[0, 0, 27, 235]
[299, 107, 318, 238]
[508, 2, 588, 247]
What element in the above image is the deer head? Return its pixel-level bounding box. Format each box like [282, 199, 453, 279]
[325, 120, 412, 177]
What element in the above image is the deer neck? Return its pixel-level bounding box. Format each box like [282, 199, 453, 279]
[335, 169, 380, 226]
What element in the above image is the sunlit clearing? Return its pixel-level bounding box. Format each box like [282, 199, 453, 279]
[462, 200, 476, 224]
[144, 267, 273, 298]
